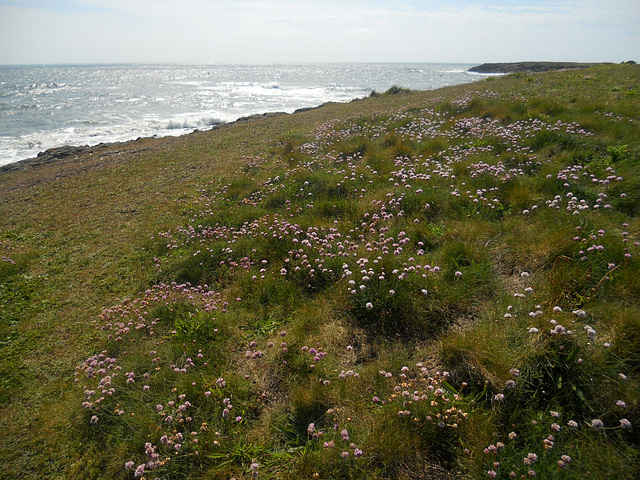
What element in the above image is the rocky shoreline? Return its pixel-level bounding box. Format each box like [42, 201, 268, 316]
[0, 143, 122, 174]
[0, 103, 338, 176]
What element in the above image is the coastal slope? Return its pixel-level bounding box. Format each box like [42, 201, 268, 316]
[1, 64, 639, 480]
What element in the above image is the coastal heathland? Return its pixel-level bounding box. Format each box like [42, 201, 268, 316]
[1, 64, 639, 479]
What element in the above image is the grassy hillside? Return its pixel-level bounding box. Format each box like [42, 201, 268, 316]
[1, 64, 639, 479]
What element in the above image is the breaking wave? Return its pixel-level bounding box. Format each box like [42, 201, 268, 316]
[165, 117, 222, 130]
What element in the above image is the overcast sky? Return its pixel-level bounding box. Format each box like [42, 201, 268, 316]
[0, 0, 638, 65]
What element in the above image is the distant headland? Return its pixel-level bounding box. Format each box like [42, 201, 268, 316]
[468, 61, 635, 74]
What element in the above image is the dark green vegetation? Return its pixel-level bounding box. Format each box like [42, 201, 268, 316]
[1, 64, 639, 479]
[468, 62, 614, 74]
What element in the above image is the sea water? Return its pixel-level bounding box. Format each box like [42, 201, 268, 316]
[0, 63, 489, 167]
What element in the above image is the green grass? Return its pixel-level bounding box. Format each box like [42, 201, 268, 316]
[1, 64, 639, 479]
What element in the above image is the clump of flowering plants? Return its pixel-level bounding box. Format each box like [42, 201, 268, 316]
[372, 366, 470, 458]
[74, 282, 269, 478]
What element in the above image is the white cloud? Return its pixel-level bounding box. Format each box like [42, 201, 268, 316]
[0, 0, 638, 64]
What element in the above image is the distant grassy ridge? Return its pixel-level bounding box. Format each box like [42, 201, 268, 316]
[1, 64, 639, 479]
[468, 61, 624, 73]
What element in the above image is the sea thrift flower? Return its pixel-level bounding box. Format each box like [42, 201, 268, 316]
[591, 419, 604, 430]
[543, 435, 555, 450]
[134, 464, 145, 477]
[620, 418, 632, 429]
[484, 444, 497, 454]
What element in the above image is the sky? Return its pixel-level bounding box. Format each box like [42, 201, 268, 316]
[0, 0, 638, 65]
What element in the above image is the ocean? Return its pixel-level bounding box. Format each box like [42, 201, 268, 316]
[0, 63, 490, 167]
